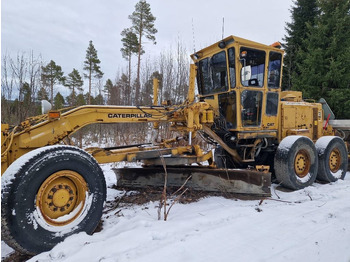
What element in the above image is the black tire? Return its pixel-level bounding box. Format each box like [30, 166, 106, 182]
[274, 136, 318, 190]
[315, 136, 348, 182]
[1, 145, 106, 255]
[214, 146, 235, 168]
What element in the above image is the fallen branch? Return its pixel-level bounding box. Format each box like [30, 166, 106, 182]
[273, 182, 283, 199]
[104, 192, 126, 213]
[263, 198, 302, 204]
[306, 192, 313, 201]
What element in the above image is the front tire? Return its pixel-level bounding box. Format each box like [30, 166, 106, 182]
[1, 145, 106, 255]
[315, 136, 348, 182]
[274, 136, 318, 190]
[214, 146, 235, 168]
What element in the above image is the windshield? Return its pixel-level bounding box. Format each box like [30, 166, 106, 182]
[240, 47, 266, 87]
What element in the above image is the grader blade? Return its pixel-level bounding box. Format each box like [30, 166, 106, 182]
[114, 167, 271, 196]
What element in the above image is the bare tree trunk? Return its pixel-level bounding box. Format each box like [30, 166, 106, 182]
[136, 19, 143, 104]
[10, 53, 28, 122]
[1, 54, 14, 123]
[28, 52, 41, 95]
[2, 52, 43, 124]
[50, 81, 54, 105]
[88, 69, 92, 104]
[128, 54, 132, 98]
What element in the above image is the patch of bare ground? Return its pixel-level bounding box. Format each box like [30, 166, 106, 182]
[105, 185, 264, 210]
[1, 252, 32, 262]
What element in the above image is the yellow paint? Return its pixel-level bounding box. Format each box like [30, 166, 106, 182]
[2, 35, 346, 175]
[36, 170, 87, 226]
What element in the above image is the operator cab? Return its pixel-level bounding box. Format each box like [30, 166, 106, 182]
[191, 35, 284, 162]
[192, 35, 283, 138]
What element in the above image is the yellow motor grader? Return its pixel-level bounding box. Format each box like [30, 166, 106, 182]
[1, 35, 349, 255]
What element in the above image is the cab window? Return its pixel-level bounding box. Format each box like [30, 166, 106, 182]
[240, 47, 265, 87]
[219, 91, 236, 129]
[268, 52, 282, 88]
[197, 51, 228, 95]
[228, 47, 236, 88]
[241, 90, 263, 126]
[266, 92, 279, 116]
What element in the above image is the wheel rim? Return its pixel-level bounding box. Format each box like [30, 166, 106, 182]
[36, 170, 87, 226]
[294, 149, 311, 178]
[329, 148, 341, 173]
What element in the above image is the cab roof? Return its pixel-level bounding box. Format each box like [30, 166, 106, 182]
[190, 35, 284, 62]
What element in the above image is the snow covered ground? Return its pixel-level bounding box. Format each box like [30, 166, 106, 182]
[2, 166, 350, 262]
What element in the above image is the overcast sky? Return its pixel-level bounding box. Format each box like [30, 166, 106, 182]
[2, 0, 293, 96]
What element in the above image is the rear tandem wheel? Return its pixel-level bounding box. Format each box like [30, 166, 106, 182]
[315, 136, 348, 182]
[274, 136, 318, 190]
[1, 145, 106, 255]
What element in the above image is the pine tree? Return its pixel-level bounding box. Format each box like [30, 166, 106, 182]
[94, 94, 104, 105]
[37, 87, 49, 101]
[282, 0, 319, 90]
[41, 60, 65, 105]
[128, 0, 157, 102]
[53, 92, 65, 110]
[121, 28, 141, 90]
[116, 74, 130, 105]
[19, 82, 32, 121]
[294, 0, 350, 118]
[76, 93, 86, 106]
[104, 79, 115, 105]
[65, 68, 84, 106]
[83, 40, 103, 104]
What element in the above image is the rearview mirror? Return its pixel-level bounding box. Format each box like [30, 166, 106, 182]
[241, 65, 252, 82]
[41, 100, 52, 114]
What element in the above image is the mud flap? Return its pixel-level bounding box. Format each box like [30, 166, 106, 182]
[114, 167, 271, 196]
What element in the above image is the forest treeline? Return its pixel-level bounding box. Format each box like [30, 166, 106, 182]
[1, 0, 350, 139]
[283, 0, 350, 119]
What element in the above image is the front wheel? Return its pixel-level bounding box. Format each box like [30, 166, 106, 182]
[315, 136, 348, 182]
[214, 146, 235, 168]
[1, 145, 106, 255]
[274, 136, 318, 190]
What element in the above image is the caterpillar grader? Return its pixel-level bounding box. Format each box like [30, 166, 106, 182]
[1, 35, 349, 255]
